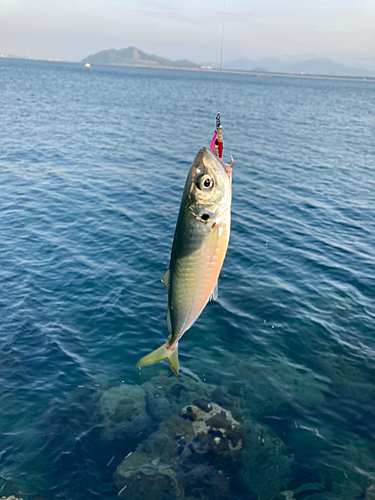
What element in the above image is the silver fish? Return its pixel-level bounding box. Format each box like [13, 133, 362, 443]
[137, 147, 233, 374]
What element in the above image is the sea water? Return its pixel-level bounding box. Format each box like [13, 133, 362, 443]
[0, 58, 374, 499]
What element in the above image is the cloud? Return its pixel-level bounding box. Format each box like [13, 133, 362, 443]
[0, 0, 373, 62]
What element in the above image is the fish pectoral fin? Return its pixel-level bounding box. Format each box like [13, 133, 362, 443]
[209, 281, 218, 301]
[162, 268, 170, 290]
[136, 341, 179, 376]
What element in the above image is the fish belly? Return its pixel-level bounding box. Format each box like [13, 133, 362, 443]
[169, 218, 229, 341]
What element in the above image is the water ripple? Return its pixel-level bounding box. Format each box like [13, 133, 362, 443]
[0, 58, 374, 499]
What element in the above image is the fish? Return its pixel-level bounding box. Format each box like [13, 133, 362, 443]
[136, 147, 233, 375]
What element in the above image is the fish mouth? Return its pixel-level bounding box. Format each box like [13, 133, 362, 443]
[217, 154, 233, 177]
[203, 148, 233, 177]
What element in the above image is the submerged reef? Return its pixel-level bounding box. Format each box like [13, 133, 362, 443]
[114, 401, 245, 499]
[99, 370, 294, 499]
[100, 383, 155, 443]
[186, 349, 330, 420]
[270, 492, 295, 500]
[367, 485, 375, 500]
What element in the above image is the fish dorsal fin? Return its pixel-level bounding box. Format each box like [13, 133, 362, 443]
[166, 306, 172, 334]
[162, 269, 170, 290]
[209, 281, 218, 302]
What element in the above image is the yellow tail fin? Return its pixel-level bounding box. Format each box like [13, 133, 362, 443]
[136, 342, 179, 376]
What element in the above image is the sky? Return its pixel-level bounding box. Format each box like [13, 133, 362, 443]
[1, 0, 375, 70]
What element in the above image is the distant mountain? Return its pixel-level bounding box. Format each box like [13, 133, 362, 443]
[81, 48, 375, 77]
[223, 57, 375, 77]
[222, 58, 256, 71]
[249, 66, 267, 73]
[82, 47, 199, 69]
[286, 58, 375, 77]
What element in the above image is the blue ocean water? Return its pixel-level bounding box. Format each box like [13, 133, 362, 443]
[0, 57, 374, 499]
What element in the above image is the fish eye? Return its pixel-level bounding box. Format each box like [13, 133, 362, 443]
[198, 174, 214, 191]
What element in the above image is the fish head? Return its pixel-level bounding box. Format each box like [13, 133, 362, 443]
[187, 147, 232, 220]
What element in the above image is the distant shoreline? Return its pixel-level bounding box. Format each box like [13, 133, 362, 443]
[162, 65, 375, 83]
[1, 55, 374, 83]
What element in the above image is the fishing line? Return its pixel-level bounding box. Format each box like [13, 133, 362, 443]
[217, 0, 227, 116]
[219, 0, 226, 74]
[209, 0, 227, 159]
[216, 0, 226, 158]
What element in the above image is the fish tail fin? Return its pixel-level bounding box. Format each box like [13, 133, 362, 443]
[136, 342, 179, 376]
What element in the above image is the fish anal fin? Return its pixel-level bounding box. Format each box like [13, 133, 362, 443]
[185, 281, 219, 331]
[209, 281, 218, 302]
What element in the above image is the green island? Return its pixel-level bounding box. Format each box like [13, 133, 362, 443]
[81, 46, 200, 69]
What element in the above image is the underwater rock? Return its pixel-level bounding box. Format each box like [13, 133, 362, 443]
[237, 413, 293, 500]
[99, 371, 217, 446]
[182, 465, 228, 500]
[99, 383, 154, 441]
[114, 402, 245, 499]
[115, 466, 183, 500]
[102, 371, 294, 499]
[180, 402, 246, 453]
[270, 492, 294, 500]
[1, 497, 24, 500]
[186, 348, 329, 420]
[286, 430, 374, 500]
[325, 437, 375, 500]
[366, 484, 375, 500]
[211, 387, 235, 409]
[141, 371, 215, 422]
